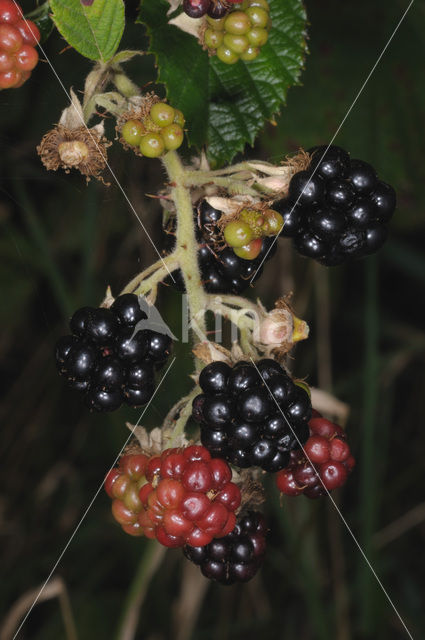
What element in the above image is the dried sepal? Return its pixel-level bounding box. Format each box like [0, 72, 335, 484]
[100, 286, 115, 308]
[37, 124, 111, 184]
[192, 341, 233, 366]
[169, 12, 204, 39]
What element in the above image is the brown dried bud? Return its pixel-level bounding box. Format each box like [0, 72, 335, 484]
[37, 124, 111, 183]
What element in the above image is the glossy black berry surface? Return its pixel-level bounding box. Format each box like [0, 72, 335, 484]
[275, 145, 396, 265]
[184, 511, 267, 585]
[55, 294, 173, 412]
[192, 359, 311, 471]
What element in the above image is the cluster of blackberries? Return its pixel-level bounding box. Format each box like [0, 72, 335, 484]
[276, 411, 356, 498]
[167, 200, 276, 295]
[55, 294, 172, 412]
[183, 0, 231, 19]
[184, 510, 267, 584]
[275, 145, 396, 266]
[192, 359, 311, 472]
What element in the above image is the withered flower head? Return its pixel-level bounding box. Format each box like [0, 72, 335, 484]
[37, 124, 111, 183]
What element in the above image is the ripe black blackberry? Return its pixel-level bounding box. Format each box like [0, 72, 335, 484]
[275, 145, 396, 266]
[55, 294, 172, 412]
[183, 510, 267, 585]
[166, 200, 277, 295]
[183, 0, 229, 19]
[192, 359, 311, 471]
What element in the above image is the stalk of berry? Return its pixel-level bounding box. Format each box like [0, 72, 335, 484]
[0, 0, 40, 90]
[184, 510, 267, 584]
[276, 411, 355, 498]
[275, 145, 396, 265]
[105, 445, 241, 548]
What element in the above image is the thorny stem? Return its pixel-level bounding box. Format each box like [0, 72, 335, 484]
[162, 151, 207, 360]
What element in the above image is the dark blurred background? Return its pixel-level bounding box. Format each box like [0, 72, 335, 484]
[1, 0, 424, 638]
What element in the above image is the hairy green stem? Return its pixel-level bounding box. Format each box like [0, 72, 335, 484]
[162, 151, 207, 352]
[120, 252, 179, 299]
[182, 172, 260, 196]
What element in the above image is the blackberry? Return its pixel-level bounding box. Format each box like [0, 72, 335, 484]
[183, 511, 267, 585]
[276, 412, 356, 498]
[275, 145, 396, 265]
[55, 294, 173, 412]
[166, 200, 277, 295]
[192, 359, 311, 472]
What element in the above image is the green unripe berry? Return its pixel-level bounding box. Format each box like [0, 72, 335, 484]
[206, 15, 226, 30]
[150, 102, 175, 128]
[216, 45, 239, 65]
[173, 109, 185, 128]
[240, 45, 260, 61]
[233, 238, 263, 260]
[205, 28, 224, 49]
[263, 209, 284, 234]
[242, 0, 270, 11]
[224, 11, 251, 35]
[161, 124, 184, 150]
[247, 27, 268, 47]
[121, 119, 145, 146]
[224, 221, 253, 247]
[139, 133, 165, 158]
[245, 6, 269, 27]
[223, 33, 249, 54]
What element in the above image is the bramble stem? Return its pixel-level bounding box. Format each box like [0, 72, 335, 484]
[162, 151, 207, 355]
[120, 252, 179, 300]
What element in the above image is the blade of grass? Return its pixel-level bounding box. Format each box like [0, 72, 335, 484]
[271, 488, 330, 640]
[358, 255, 379, 634]
[115, 540, 166, 640]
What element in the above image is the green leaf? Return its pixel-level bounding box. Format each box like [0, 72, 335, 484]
[138, 0, 307, 166]
[50, 0, 125, 62]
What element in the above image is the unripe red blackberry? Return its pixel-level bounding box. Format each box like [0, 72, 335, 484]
[276, 411, 355, 498]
